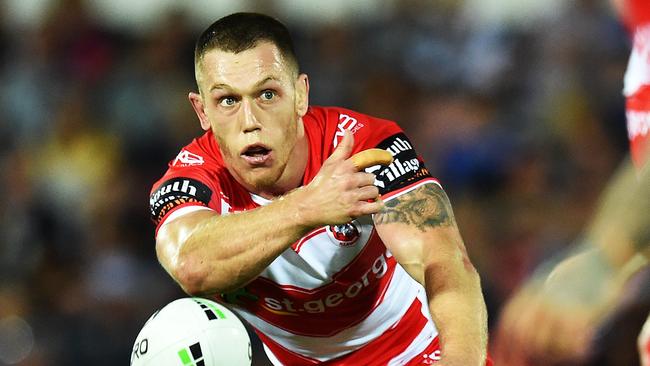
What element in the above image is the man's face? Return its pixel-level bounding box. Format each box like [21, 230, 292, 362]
[191, 42, 308, 194]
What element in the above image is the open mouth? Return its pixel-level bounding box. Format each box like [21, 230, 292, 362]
[241, 144, 272, 165]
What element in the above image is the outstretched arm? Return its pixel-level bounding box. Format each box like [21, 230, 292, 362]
[494, 155, 650, 365]
[374, 183, 488, 366]
[156, 131, 385, 295]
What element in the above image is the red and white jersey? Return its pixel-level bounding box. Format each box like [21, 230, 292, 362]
[622, 0, 650, 167]
[149, 106, 444, 365]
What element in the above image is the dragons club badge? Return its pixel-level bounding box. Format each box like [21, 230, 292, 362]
[327, 222, 360, 246]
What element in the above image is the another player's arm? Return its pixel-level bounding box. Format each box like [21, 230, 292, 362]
[586, 156, 650, 264]
[156, 131, 384, 296]
[374, 183, 488, 366]
[493, 156, 650, 364]
[542, 156, 650, 309]
[546, 156, 650, 299]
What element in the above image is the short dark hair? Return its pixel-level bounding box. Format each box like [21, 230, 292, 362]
[194, 12, 299, 74]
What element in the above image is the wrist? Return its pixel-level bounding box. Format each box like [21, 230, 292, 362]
[279, 187, 316, 231]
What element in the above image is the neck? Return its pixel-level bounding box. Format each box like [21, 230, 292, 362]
[256, 121, 308, 200]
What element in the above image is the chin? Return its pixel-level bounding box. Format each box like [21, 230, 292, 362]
[244, 168, 284, 193]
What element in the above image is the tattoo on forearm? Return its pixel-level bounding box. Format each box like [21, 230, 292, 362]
[375, 184, 455, 232]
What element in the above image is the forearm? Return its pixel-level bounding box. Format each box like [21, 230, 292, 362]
[586, 157, 650, 267]
[426, 263, 488, 366]
[160, 189, 311, 295]
[159, 136, 387, 296]
[527, 158, 650, 306]
[373, 183, 488, 364]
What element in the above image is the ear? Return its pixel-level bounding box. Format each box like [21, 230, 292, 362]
[294, 74, 310, 117]
[188, 92, 211, 131]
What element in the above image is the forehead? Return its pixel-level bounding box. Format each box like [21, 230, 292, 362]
[197, 42, 293, 90]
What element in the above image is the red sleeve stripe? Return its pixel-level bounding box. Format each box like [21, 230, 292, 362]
[154, 203, 213, 237]
[380, 178, 441, 202]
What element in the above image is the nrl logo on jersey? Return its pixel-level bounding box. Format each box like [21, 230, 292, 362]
[172, 150, 204, 167]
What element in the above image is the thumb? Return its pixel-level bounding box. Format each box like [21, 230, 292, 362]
[328, 129, 355, 163]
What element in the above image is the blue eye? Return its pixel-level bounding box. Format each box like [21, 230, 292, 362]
[260, 90, 275, 101]
[219, 97, 237, 107]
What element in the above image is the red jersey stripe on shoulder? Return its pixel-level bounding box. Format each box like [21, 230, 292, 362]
[622, 0, 650, 30]
[302, 105, 405, 185]
[380, 177, 441, 201]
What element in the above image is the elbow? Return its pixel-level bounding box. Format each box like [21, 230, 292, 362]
[171, 255, 240, 296]
[172, 256, 214, 296]
[424, 255, 482, 293]
[463, 258, 483, 290]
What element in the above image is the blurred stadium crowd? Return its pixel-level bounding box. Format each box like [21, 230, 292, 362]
[0, 0, 642, 364]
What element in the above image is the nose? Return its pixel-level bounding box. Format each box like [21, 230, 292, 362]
[239, 98, 262, 133]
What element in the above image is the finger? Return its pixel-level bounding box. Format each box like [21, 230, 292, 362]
[497, 289, 538, 365]
[356, 185, 380, 202]
[327, 129, 355, 164]
[354, 199, 384, 216]
[517, 299, 546, 359]
[349, 148, 393, 171]
[494, 309, 521, 364]
[571, 314, 596, 362]
[354, 172, 377, 188]
[528, 305, 556, 362]
[546, 307, 592, 362]
[493, 322, 514, 365]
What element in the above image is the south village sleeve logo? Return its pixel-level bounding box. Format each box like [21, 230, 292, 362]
[149, 178, 212, 224]
[366, 133, 431, 195]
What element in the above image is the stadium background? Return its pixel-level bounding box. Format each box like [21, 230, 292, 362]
[0, 0, 644, 365]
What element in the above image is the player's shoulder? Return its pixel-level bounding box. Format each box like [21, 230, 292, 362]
[307, 105, 401, 129]
[150, 130, 228, 192]
[148, 131, 233, 229]
[170, 131, 221, 168]
[306, 105, 403, 149]
[623, 0, 650, 29]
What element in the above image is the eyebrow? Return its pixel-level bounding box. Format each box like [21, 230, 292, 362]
[209, 76, 282, 92]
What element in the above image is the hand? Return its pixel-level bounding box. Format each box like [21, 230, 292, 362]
[492, 284, 595, 366]
[293, 130, 387, 228]
[493, 250, 623, 365]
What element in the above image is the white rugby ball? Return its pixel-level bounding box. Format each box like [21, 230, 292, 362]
[130, 297, 251, 366]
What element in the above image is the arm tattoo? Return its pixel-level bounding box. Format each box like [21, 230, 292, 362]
[375, 184, 455, 232]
